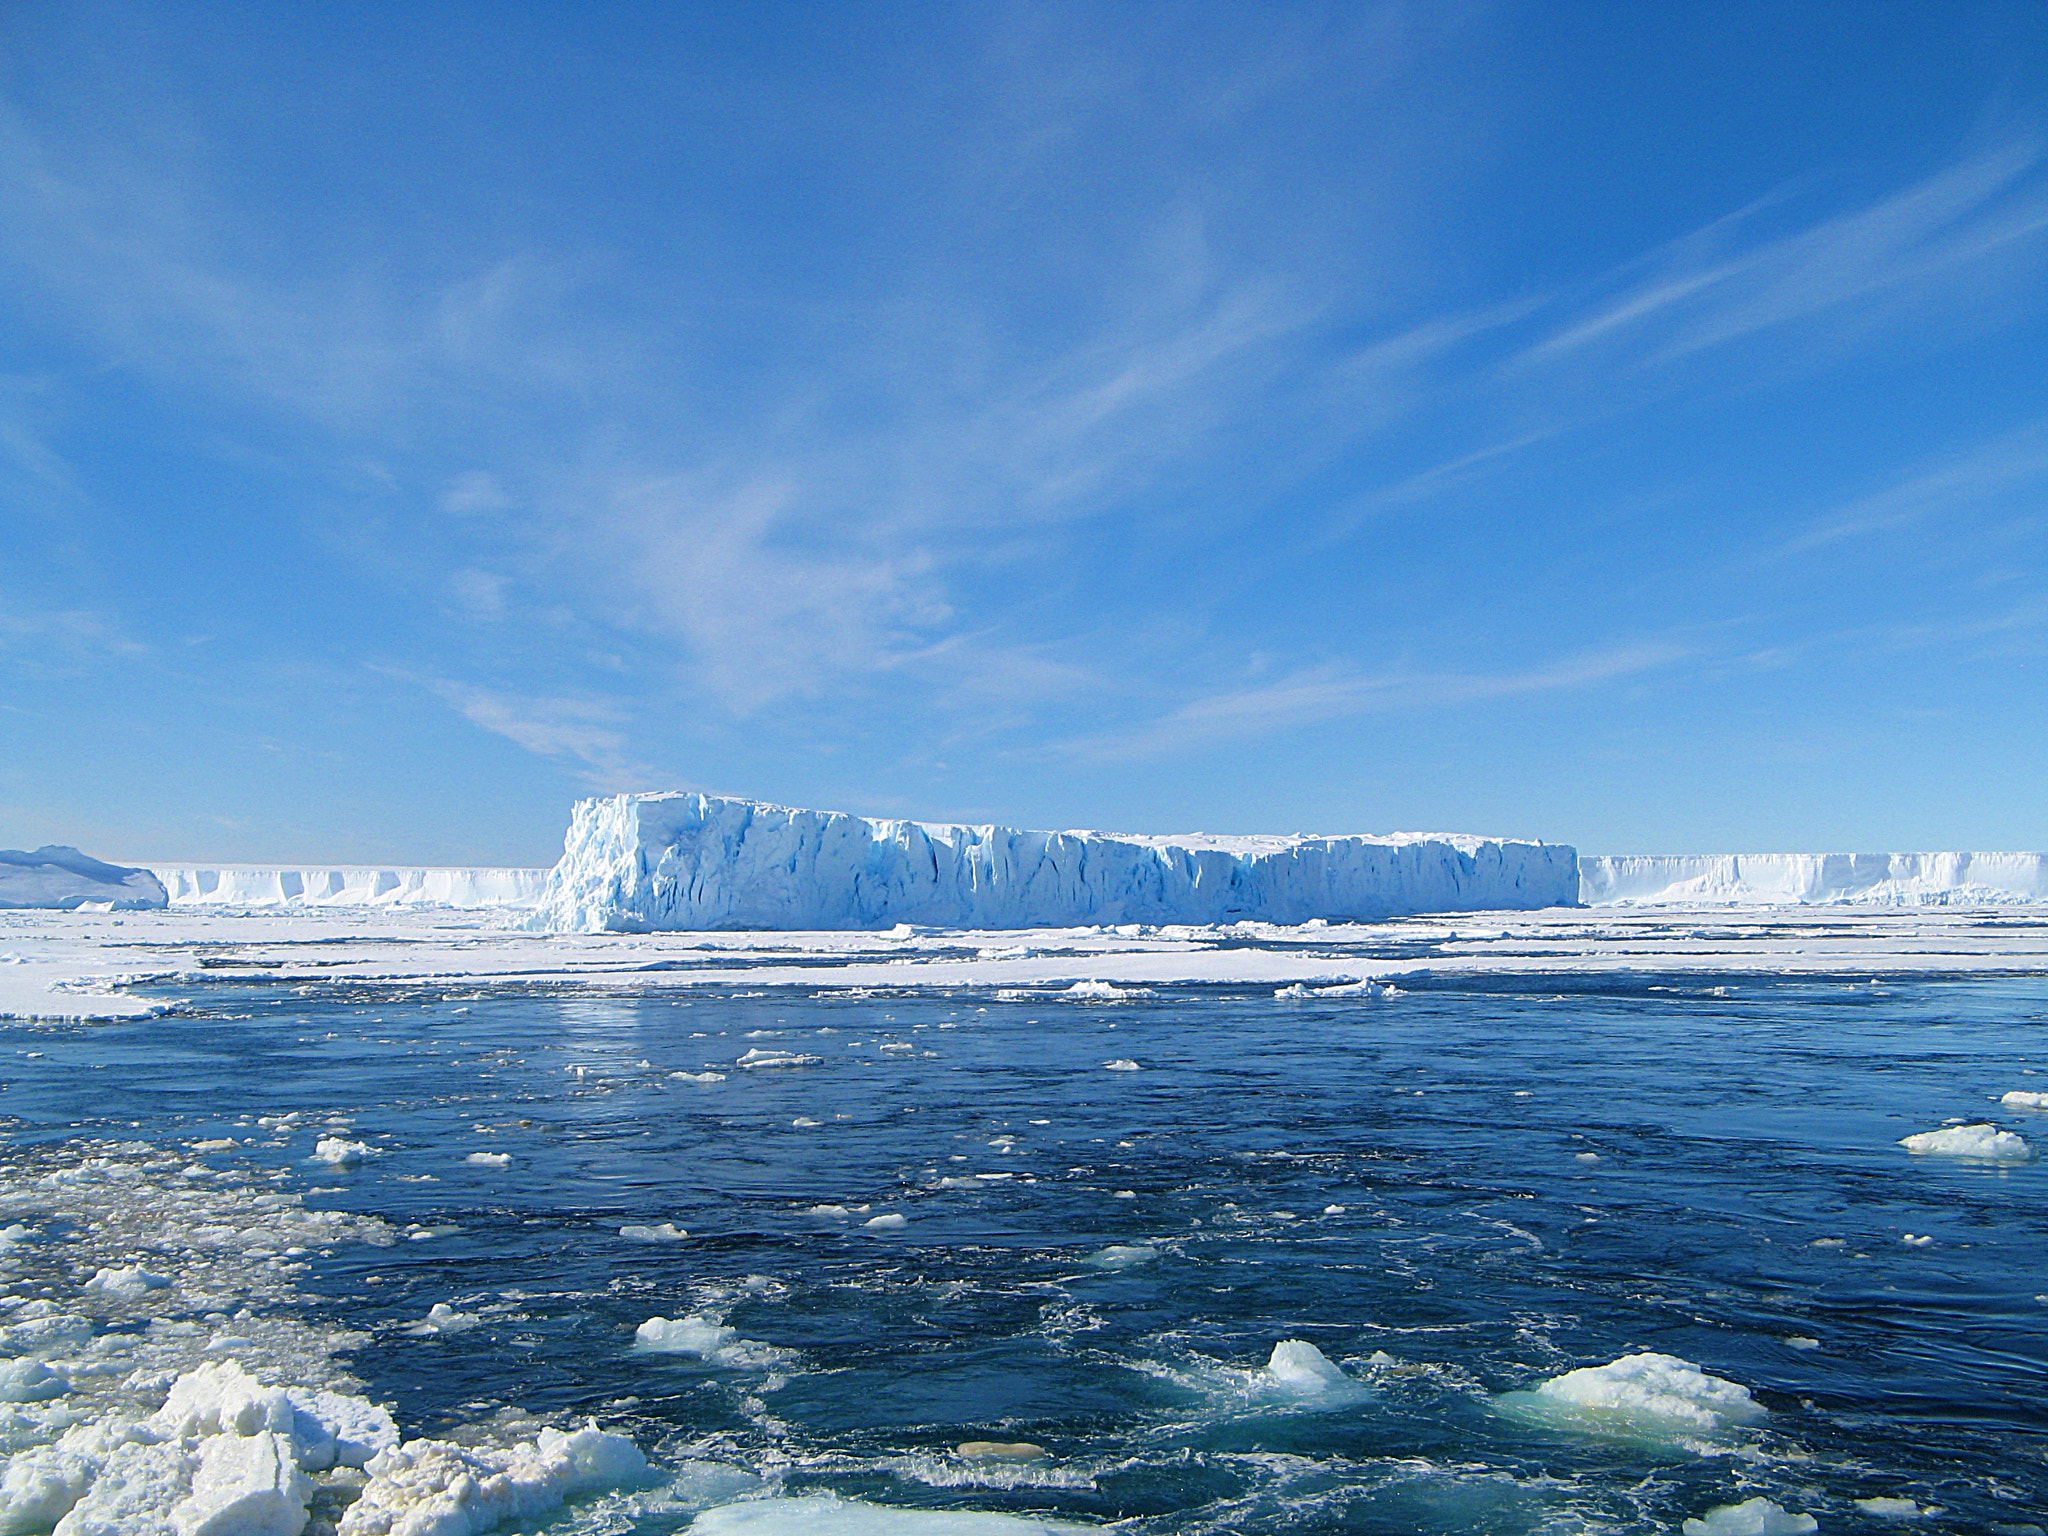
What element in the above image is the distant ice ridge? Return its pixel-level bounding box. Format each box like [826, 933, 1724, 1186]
[148, 865, 548, 910]
[535, 792, 1579, 933]
[1579, 851, 2048, 906]
[0, 847, 166, 910]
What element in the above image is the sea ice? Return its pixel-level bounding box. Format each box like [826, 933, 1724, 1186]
[1084, 1245, 1157, 1269]
[2000, 1089, 2048, 1109]
[619, 1223, 688, 1242]
[1580, 850, 2048, 907]
[81, 1266, 170, 1300]
[1498, 1352, 1767, 1439]
[405, 1304, 481, 1337]
[534, 791, 1578, 932]
[864, 1213, 907, 1230]
[169, 1428, 313, 1536]
[686, 1495, 1095, 1533]
[1680, 1498, 1817, 1535]
[1061, 981, 1152, 1000]
[735, 1050, 821, 1069]
[1898, 1124, 2031, 1159]
[1102, 1060, 1141, 1072]
[336, 1422, 648, 1536]
[464, 1152, 512, 1168]
[1855, 1498, 1925, 1518]
[0, 1359, 67, 1404]
[1260, 1341, 1369, 1403]
[632, 1316, 792, 1369]
[310, 1138, 372, 1168]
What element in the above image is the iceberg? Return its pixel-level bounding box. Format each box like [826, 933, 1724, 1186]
[1580, 851, 2048, 906]
[149, 865, 547, 910]
[1682, 1499, 1818, 1536]
[1494, 1352, 1767, 1441]
[0, 847, 166, 911]
[535, 792, 1578, 933]
[1898, 1123, 2030, 1160]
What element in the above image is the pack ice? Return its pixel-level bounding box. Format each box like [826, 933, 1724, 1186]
[534, 793, 1579, 933]
[1579, 851, 2048, 906]
[0, 849, 165, 912]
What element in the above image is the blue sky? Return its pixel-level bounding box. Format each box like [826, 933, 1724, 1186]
[3, 1, 2047, 864]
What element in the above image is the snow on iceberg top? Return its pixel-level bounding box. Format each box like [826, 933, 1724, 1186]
[1579, 851, 2048, 907]
[534, 791, 1578, 933]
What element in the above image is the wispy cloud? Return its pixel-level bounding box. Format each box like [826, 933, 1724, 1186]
[1785, 418, 2048, 553]
[1060, 642, 1690, 760]
[410, 675, 660, 789]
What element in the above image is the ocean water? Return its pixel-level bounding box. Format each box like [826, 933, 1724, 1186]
[3, 968, 2045, 1533]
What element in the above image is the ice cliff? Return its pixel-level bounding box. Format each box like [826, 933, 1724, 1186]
[534, 792, 1579, 933]
[150, 865, 549, 909]
[1579, 852, 2048, 906]
[0, 846, 167, 910]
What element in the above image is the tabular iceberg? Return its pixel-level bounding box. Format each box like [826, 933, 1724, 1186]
[1579, 852, 2048, 906]
[150, 864, 549, 909]
[534, 792, 1579, 933]
[0, 846, 167, 910]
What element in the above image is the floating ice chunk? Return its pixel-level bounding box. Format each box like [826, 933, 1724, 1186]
[1782, 1336, 1821, 1351]
[465, 1152, 512, 1168]
[1261, 1341, 1370, 1403]
[337, 1422, 648, 1536]
[1899, 1123, 2031, 1159]
[1102, 1060, 1141, 1072]
[804, 1205, 854, 1220]
[0, 1359, 66, 1404]
[1062, 982, 1153, 1001]
[1500, 1352, 1767, 1440]
[169, 1428, 312, 1536]
[619, 1223, 688, 1242]
[188, 1139, 237, 1154]
[0, 1443, 97, 1534]
[670, 1071, 726, 1084]
[46, 1437, 193, 1536]
[311, 1137, 373, 1168]
[1275, 980, 1392, 999]
[1085, 1244, 1157, 1269]
[1681, 1498, 1816, 1536]
[405, 1304, 481, 1337]
[285, 1388, 397, 1469]
[686, 1494, 1095, 1534]
[633, 1316, 790, 1370]
[1855, 1498, 1925, 1519]
[736, 1050, 821, 1069]
[150, 1361, 297, 1441]
[864, 1213, 907, 1230]
[955, 1441, 1046, 1462]
[2000, 1089, 2048, 1109]
[83, 1265, 172, 1300]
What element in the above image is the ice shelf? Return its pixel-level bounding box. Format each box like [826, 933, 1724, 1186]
[1579, 852, 2048, 907]
[147, 865, 550, 909]
[533, 791, 1579, 933]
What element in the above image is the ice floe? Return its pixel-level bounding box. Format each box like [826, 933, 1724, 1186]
[1897, 1123, 2031, 1159]
[2000, 1089, 2048, 1109]
[310, 1138, 372, 1168]
[633, 1316, 794, 1370]
[1680, 1498, 1817, 1535]
[1495, 1352, 1766, 1441]
[618, 1223, 688, 1242]
[1083, 1244, 1157, 1269]
[1259, 1341, 1371, 1404]
[685, 1494, 1095, 1533]
[336, 1422, 648, 1535]
[1855, 1497, 1928, 1519]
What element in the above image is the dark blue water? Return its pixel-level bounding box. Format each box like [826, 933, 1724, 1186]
[4, 972, 2046, 1533]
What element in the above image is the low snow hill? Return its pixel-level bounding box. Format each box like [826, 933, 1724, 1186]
[1579, 852, 2048, 906]
[0, 846, 168, 909]
[534, 791, 1579, 933]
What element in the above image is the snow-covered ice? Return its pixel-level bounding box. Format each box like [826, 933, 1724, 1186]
[1580, 850, 2048, 906]
[1898, 1123, 2031, 1159]
[0, 848, 165, 912]
[147, 866, 546, 911]
[2001, 1089, 2048, 1109]
[1259, 1341, 1369, 1403]
[1496, 1352, 1766, 1439]
[534, 792, 1579, 932]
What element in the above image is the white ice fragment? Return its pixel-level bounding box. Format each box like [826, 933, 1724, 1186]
[1502, 1352, 1767, 1439]
[464, 1152, 512, 1168]
[404, 1304, 481, 1337]
[150, 1361, 297, 1440]
[791, 1117, 822, 1128]
[632, 1316, 790, 1369]
[1681, 1498, 1817, 1536]
[669, 1071, 726, 1084]
[1855, 1498, 1925, 1519]
[736, 1050, 821, 1069]
[1782, 1336, 1821, 1351]
[285, 1388, 397, 1469]
[686, 1494, 1093, 1534]
[168, 1429, 311, 1536]
[1261, 1340, 1370, 1403]
[189, 1140, 237, 1153]
[618, 1223, 688, 1242]
[336, 1422, 647, 1536]
[83, 1266, 172, 1300]
[1898, 1123, 2031, 1160]
[1102, 1059, 1141, 1072]
[0, 1359, 66, 1404]
[0, 1443, 97, 1534]
[804, 1205, 853, 1220]
[1062, 981, 1152, 1001]
[864, 1213, 907, 1230]
[310, 1138, 372, 1168]
[1084, 1245, 1157, 1269]
[2000, 1089, 2048, 1109]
